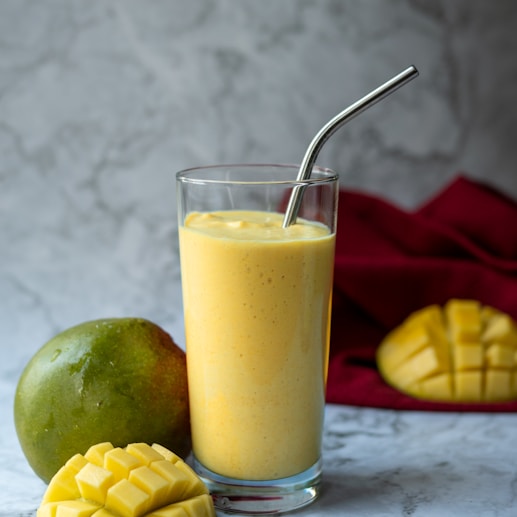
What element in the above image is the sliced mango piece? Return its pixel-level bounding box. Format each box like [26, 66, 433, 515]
[76, 464, 115, 505]
[173, 461, 209, 499]
[147, 494, 212, 517]
[415, 372, 453, 401]
[377, 299, 517, 402]
[175, 494, 215, 516]
[147, 505, 188, 517]
[128, 467, 170, 511]
[481, 305, 503, 322]
[445, 299, 482, 342]
[45, 499, 100, 516]
[485, 369, 513, 401]
[482, 313, 517, 346]
[66, 454, 89, 474]
[390, 346, 448, 388]
[377, 325, 432, 374]
[104, 448, 142, 483]
[455, 371, 483, 401]
[85, 443, 115, 467]
[485, 343, 515, 368]
[37, 443, 215, 517]
[37, 502, 60, 517]
[106, 479, 150, 517]
[453, 342, 483, 370]
[127, 444, 172, 466]
[149, 461, 192, 504]
[42, 465, 81, 503]
[377, 305, 445, 373]
[92, 510, 118, 517]
[150, 444, 181, 465]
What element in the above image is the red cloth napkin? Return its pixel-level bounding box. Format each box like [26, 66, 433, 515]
[326, 174, 517, 411]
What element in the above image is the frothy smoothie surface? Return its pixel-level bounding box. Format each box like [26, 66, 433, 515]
[179, 210, 335, 480]
[184, 210, 331, 240]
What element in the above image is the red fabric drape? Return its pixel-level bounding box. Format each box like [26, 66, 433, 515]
[326, 175, 517, 411]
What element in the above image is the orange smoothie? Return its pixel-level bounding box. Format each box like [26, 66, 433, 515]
[179, 210, 335, 480]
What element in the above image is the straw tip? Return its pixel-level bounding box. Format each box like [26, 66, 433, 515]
[407, 64, 419, 76]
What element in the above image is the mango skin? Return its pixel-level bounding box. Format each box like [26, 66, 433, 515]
[14, 318, 190, 483]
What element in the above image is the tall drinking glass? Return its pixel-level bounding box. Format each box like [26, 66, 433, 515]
[176, 164, 338, 514]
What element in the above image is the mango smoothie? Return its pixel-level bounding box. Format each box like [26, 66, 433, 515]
[179, 210, 335, 481]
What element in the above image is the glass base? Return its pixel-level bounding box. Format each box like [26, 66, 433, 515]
[193, 457, 322, 515]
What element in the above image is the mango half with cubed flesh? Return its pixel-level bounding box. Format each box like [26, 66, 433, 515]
[377, 300, 517, 402]
[37, 442, 215, 517]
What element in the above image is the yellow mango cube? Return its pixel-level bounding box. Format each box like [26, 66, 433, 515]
[453, 342, 484, 370]
[390, 346, 448, 388]
[446, 299, 481, 342]
[485, 343, 515, 368]
[148, 494, 215, 517]
[149, 461, 191, 504]
[404, 304, 444, 329]
[85, 443, 114, 467]
[104, 448, 142, 482]
[106, 479, 150, 517]
[455, 371, 482, 401]
[129, 466, 170, 511]
[173, 461, 209, 499]
[146, 505, 188, 516]
[485, 369, 513, 401]
[175, 494, 215, 516]
[66, 454, 89, 474]
[126, 443, 170, 466]
[91, 510, 118, 517]
[417, 373, 453, 400]
[37, 502, 60, 517]
[42, 465, 81, 503]
[53, 500, 100, 517]
[377, 324, 432, 373]
[76, 463, 115, 505]
[151, 444, 181, 464]
[482, 313, 517, 346]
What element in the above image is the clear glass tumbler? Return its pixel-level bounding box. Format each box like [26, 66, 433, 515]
[176, 164, 338, 514]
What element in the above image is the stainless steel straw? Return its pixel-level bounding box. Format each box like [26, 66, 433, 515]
[282, 65, 419, 228]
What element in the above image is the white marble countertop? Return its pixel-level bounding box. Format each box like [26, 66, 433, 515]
[2, 384, 517, 516]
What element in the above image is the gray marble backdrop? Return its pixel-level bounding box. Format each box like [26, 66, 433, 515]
[2, 0, 517, 372]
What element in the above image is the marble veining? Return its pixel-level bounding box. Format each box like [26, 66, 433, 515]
[2, 1, 517, 515]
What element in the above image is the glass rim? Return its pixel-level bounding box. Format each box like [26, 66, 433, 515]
[176, 163, 338, 186]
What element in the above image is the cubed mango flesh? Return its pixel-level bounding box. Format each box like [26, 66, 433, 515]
[37, 443, 215, 517]
[76, 463, 115, 504]
[377, 299, 517, 402]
